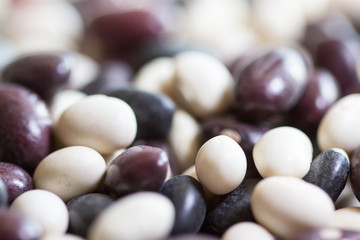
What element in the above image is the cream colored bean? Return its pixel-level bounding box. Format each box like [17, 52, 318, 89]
[55, 94, 137, 154]
[33, 146, 106, 202]
[331, 207, 360, 232]
[251, 176, 335, 239]
[221, 222, 274, 240]
[11, 189, 69, 235]
[174, 51, 234, 117]
[195, 135, 247, 195]
[41, 234, 85, 240]
[253, 126, 313, 178]
[317, 94, 360, 154]
[168, 109, 201, 172]
[50, 89, 87, 124]
[133, 57, 176, 99]
[88, 192, 175, 240]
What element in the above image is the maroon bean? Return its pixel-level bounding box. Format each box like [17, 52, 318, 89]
[0, 162, 33, 204]
[0, 83, 52, 173]
[0, 208, 43, 240]
[314, 39, 360, 95]
[287, 68, 340, 135]
[90, 10, 164, 52]
[2, 53, 72, 101]
[350, 146, 360, 202]
[231, 46, 309, 121]
[104, 145, 169, 198]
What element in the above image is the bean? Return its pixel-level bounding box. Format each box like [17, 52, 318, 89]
[104, 145, 169, 198]
[107, 87, 176, 140]
[287, 68, 340, 135]
[88, 192, 175, 240]
[201, 178, 259, 236]
[0, 208, 43, 240]
[2, 53, 72, 101]
[33, 146, 106, 202]
[251, 176, 335, 239]
[253, 126, 313, 178]
[317, 94, 360, 153]
[41, 234, 85, 240]
[10, 189, 69, 235]
[221, 222, 274, 240]
[174, 51, 234, 118]
[201, 117, 269, 178]
[0, 83, 52, 173]
[303, 148, 349, 202]
[232, 46, 308, 121]
[350, 146, 360, 202]
[195, 135, 247, 195]
[67, 193, 114, 237]
[159, 175, 206, 235]
[55, 94, 137, 154]
[0, 162, 33, 204]
[291, 228, 360, 240]
[166, 234, 220, 240]
[331, 207, 360, 232]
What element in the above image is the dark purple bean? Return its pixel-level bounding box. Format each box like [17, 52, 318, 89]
[132, 139, 179, 176]
[0, 162, 33, 204]
[315, 39, 360, 95]
[303, 149, 349, 202]
[159, 175, 206, 235]
[0, 83, 52, 173]
[302, 12, 360, 55]
[90, 10, 164, 52]
[291, 228, 360, 240]
[232, 47, 309, 121]
[165, 233, 220, 240]
[287, 68, 340, 135]
[0, 179, 7, 207]
[107, 88, 176, 140]
[201, 117, 269, 178]
[81, 60, 133, 95]
[104, 145, 169, 198]
[67, 193, 114, 237]
[201, 178, 260, 236]
[0, 208, 43, 240]
[350, 146, 360, 202]
[2, 53, 72, 101]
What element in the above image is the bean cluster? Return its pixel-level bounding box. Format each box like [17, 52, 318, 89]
[1, 0, 360, 240]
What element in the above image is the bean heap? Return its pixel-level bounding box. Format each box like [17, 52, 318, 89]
[1, 1, 360, 240]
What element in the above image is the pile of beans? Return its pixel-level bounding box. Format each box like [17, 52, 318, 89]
[2, 0, 360, 240]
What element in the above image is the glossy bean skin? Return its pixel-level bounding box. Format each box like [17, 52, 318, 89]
[0, 83, 52, 173]
[0, 162, 33, 204]
[104, 145, 169, 198]
[81, 60, 133, 95]
[291, 228, 360, 240]
[159, 175, 206, 235]
[2, 53, 72, 101]
[201, 178, 260, 236]
[303, 149, 349, 202]
[350, 146, 360, 202]
[287, 68, 340, 135]
[107, 88, 176, 140]
[201, 117, 269, 178]
[232, 47, 308, 121]
[0, 208, 43, 240]
[314, 39, 360, 95]
[0, 178, 7, 207]
[67, 193, 114, 237]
